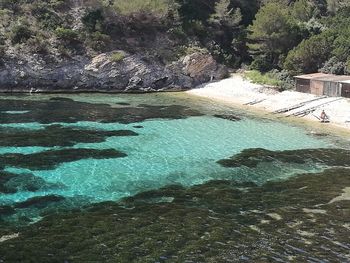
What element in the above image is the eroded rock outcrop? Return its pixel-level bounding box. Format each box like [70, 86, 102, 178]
[0, 51, 227, 93]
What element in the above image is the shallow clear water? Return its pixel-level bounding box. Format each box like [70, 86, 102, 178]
[1, 93, 350, 262]
[0, 95, 333, 206]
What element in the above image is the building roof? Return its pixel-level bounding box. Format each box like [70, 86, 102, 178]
[294, 73, 350, 82]
[339, 79, 350, 84]
[312, 75, 350, 82]
[294, 73, 330, 79]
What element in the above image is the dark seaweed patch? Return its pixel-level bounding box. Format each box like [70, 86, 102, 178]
[0, 205, 16, 216]
[115, 102, 131, 106]
[0, 170, 64, 194]
[213, 114, 241, 121]
[133, 125, 144, 129]
[49, 97, 74, 102]
[14, 195, 65, 209]
[218, 148, 350, 168]
[0, 99, 203, 124]
[0, 171, 18, 194]
[0, 168, 350, 262]
[0, 148, 126, 170]
[0, 125, 138, 147]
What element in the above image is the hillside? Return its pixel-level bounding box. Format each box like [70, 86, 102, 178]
[0, 0, 349, 91]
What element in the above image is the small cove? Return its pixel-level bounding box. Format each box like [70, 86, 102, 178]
[0, 93, 349, 262]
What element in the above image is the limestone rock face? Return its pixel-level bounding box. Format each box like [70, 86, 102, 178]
[182, 52, 225, 81]
[0, 51, 227, 93]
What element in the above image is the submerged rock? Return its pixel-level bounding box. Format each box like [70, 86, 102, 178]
[0, 125, 138, 147]
[0, 171, 17, 194]
[0, 148, 126, 170]
[115, 102, 131, 106]
[49, 97, 75, 102]
[0, 99, 203, 124]
[0, 205, 16, 216]
[0, 170, 63, 194]
[14, 195, 65, 209]
[217, 148, 350, 168]
[1, 168, 350, 262]
[213, 114, 241, 122]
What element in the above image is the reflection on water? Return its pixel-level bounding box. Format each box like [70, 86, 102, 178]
[0, 94, 349, 262]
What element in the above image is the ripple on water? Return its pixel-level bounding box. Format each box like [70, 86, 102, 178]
[0, 97, 337, 222]
[0, 99, 346, 224]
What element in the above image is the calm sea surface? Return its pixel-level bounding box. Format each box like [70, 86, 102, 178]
[0, 93, 349, 262]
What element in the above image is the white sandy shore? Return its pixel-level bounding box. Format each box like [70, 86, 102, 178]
[187, 74, 350, 132]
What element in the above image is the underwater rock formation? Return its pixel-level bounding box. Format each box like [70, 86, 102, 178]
[0, 125, 138, 147]
[218, 148, 350, 168]
[0, 148, 126, 170]
[0, 98, 203, 124]
[213, 114, 241, 122]
[0, 168, 349, 262]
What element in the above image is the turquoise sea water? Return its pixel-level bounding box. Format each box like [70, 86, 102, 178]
[0, 101, 333, 206]
[1, 93, 350, 262]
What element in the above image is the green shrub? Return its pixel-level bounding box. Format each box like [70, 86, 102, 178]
[184, 44, 208, 55]
[57, 44, 71, 57]
[48, 0, 66, 9]
[332, 27, 350, 61]
[0, 44, 5, 58]
[250, 55, 272, 72]
[346, 58, 350, 74]
[31, 4, 63, 30]
[0, 9, 11, 27]
[10, 25, 33, 44]
[210, 43, 236, 67]
[244, 70, 281, 87]
[112, 0, 172, 17]
[0, 33, 5, 45]
[0, 0, 19, 10]
[284, 32, 335, 75]
[167, 26, 186, 39]
[268, 69, 294, 90]
[291, 0, 314, 22]
[183, 20, 207, 37]
[110, 51, 125, 62]
[82, 9, 104, 32]
[320, 57, 346, 75]
[55, 27, 79, 42]
[26, 35, 49, 54]
[86, 32, 111, 51]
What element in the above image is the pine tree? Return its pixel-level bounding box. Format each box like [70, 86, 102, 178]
[209, 0, 242, 27]
[327, 0, 350, 14]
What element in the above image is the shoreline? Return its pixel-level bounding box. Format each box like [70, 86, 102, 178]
[186, 74, 350, 138]
[1, 76, 350, 138]
[0, 88, 187, 94]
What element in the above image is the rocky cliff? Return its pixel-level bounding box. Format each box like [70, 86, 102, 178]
[0, 51, 227, 93]
[0, 1, 229, 93]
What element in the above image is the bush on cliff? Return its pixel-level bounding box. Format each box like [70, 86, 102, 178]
[0, 35, 5, 58]
[112, 0, 173, 17]
[110, 51, 125, 62]
[10, 22, 33, 44]
[55, 27, 79, 42]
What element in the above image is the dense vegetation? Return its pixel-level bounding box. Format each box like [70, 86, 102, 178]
[0, 0, 349, 85]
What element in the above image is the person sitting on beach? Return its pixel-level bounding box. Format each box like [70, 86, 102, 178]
[320, 110, 329, 123]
